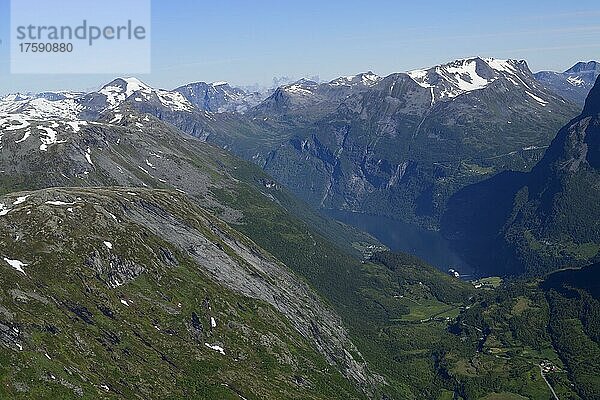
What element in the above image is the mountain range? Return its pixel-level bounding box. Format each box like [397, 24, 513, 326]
[17, 57, 582, 234]
[1, 57, 600, 399]
[0, 58, 595, 259]
[232, 57, 580, 230]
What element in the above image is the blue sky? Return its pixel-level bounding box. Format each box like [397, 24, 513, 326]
[1, 0, 599, 94]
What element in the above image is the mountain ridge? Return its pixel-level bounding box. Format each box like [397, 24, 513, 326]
[0, 56, 589, 242]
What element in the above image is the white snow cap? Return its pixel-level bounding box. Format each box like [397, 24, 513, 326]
[407, 57, 528, 101]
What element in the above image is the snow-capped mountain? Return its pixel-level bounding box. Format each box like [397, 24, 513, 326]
[0, 77, 197, 124]
[0, 78, 199, 153]
[250, 58, 566, 122]
[0, 78, 195, 154]
[252, 79, 321, 116]
[0, 91, 84, 121]
[534, 61, 599, 106]
[0, 90, 89, 152]
[222, 57, 581, 230]
[329, 72, 381, 88]
[79, 77, 194, 117]
[407, 57, 554, 105]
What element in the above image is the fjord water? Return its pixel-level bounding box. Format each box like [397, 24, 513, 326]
[326, 209, 475, 277]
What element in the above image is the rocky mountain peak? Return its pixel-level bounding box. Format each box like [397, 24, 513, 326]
[566, 61, 600, 74]
[534, 61, 600, 105]
[96, 77, 153, 109]
[406, 57, 537, 101]
[328, 72, 381, 87]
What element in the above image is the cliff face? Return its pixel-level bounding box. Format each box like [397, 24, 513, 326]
[443, 76, 600, 276]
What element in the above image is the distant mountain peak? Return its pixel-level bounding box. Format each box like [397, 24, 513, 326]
[102, 77, 151, 93]
[565, 61, 599, 74]
[292, 78, 319, 86]
[174, 80, 264, 113]
[534, 60, 600, 106]
[329, 71, 381, 87]
[98, 77, 152, 107]
[278, 79, 319, 96]
[407, 57, 533, 101]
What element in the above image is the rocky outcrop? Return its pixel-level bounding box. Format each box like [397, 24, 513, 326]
[86, 250, 147, 289]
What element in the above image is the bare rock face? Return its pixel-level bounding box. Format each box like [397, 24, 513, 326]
[86, 250, 146, 289]
[583, 75, 600, 117]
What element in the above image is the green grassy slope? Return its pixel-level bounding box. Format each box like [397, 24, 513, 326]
[0, 187, 363, 399]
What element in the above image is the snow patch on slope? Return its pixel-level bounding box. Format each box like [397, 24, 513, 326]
[407, 58, 535, 101]
[3, 258, 27, 275]
[526, 91, 548, 106]
[566, 76, 585, 87]
[204, 343, 225, 355]
[407, 69, 433, 88]
[443, 61, 489, 92]
[0, 203, 10, 216]
[100, 77, 152, 107]
[38, 125, 64, 151]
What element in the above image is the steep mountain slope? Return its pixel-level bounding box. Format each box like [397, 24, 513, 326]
[0, 187, 365, 399]
[0, 103, 389, 397]
[2, 59, 579, 233]
[0, 96, 376, 256]
[535, 61, 600, 106]
[443, 75, 600, 276]
[2, 83, 562, 398]
[218, 58, 579, 229]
